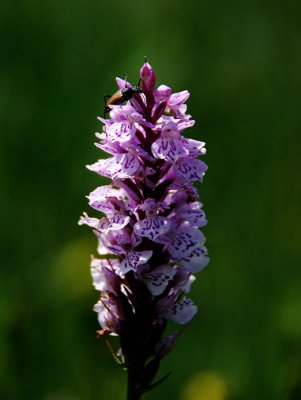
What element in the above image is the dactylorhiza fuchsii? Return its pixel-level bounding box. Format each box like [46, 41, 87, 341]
[79, 61, 209, 400]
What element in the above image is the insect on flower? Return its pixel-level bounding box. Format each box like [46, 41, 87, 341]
[104, 82, 142, 116]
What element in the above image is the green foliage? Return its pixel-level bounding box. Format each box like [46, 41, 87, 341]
[1, 0, 300, 399]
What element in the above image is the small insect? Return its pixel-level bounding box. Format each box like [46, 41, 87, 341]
[104, 82, 142, 116]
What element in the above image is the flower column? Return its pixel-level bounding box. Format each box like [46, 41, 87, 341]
[79, 61, 209, 400]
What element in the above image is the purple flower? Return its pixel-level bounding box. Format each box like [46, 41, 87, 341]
[142, 264, 176, 296]
[79, 61, 209, 399]
[157, 294, 198, 325]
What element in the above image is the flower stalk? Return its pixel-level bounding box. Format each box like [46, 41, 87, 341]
[79, 61, 209, 399]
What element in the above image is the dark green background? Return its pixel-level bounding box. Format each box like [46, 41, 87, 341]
[1, 0, 300, 399]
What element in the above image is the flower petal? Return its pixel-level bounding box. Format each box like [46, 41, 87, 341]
[167, 90, 190, 108]
[180, 246, 209, 272]
[165, 227, 205, 259]
[118, 250, 153, 275]
[111, 153, 142, 179]
[87, 186, 125, 216]
[151, 136, 188, 162]
[154, 85, 172, 102]
[134, 216, 171, 241]
[143, 265, 176, 296]
[90, 258, 120, 295]
[175, 202, 207, 227]
[167, 297, 197, 324]
[174, 157, 208, 182]
[185, 138, 206, 156]
[97, 214, 130, 233]
[94, 293, 120, 335]
[87, 153, 142, 179]
[78, 212, 99, 228]
[106, 121, 136, 143]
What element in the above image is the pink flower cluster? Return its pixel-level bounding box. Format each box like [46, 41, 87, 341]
[79, 61, 209, 386]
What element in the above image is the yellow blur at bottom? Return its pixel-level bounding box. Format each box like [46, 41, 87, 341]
[182, 371, 229, 400]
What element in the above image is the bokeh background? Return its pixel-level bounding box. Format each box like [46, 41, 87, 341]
[1, 0, 300, 399]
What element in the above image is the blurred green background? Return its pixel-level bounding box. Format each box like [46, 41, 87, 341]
[1, 0, 300, 399]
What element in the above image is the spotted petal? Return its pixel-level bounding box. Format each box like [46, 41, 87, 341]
[185, 138, 207, 157]
[180, 245, 209, 272]
[176, 202, 207, 227]
[106, 121, 136, 143]
[97, 214, 130, 233]
[87, 186, 125, 216]
[88, 153, 142, 179]
[167, 297, 197, 324]
[143, 265, 176, 296]
[159, 227, 205, 259]
[174, 157, 208, 182]
[134, 216, 171, 241]
[118, 250, 153, 275]
[151, 122, 188, 162]
[111, 153, 142, 179]
[151, 136, 188, 162]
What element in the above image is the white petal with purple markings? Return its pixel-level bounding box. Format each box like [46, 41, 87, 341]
[118, 250, 153, 275]
[151, 121, 189, 162]
[176, 202, 207, 227]
[174, 157, 208, 182]
[97, 214, 130, 233]
[166, 227, 205, 259]
[184, 138, 206, 156]
[167, 297, 197, 324]
[143, 265, 176, 296]
[106, 121, 136, 143]
[151, 136, 188, 162]
[180, 246, 209, 272]
[87, 186, 125, 216]
[93, 230, 125, 256]
[111, 152, 142, 179]
[88, 154, 141, 180]
[134, 216, 171, 241]
[160, 226, 205, 260]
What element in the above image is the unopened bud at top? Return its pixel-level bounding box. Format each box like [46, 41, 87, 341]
[140, 60, 156, 92]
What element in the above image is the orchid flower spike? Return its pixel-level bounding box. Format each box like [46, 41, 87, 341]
[79, 61, 209, 400]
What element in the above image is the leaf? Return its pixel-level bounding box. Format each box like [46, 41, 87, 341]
[105, 340, 125, 367]
[141, 371, 172, 394]
[141, 357, 161, 387]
